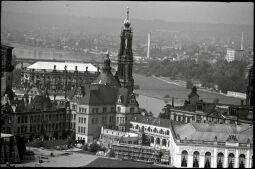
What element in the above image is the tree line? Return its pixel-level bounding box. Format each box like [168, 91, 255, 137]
[134, 59, 249, 93]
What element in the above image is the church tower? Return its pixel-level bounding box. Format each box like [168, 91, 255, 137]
[115, 7, 134, 93]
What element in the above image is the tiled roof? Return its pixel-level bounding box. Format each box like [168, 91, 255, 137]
[76, 84, 118, 105]
[130, 114, 171, 128]
[173, 123, 253, 144]
[93, 71, 120, 87]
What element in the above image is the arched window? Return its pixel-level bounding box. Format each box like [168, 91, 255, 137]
[181, 150, 188, 167]
[239, 154, 245, 168]
[135, 125, 138, 129]
[153, 128, 157, 133]
[217, 152, 224, 168]
[148, 127, 151, 132]
[166, 130, 170, 135]
[159, 129, 163, 134]
[156, 138, 160, 145]
[205, 152, 211, 168]
[228, 153, 235, 168]
[162, 139, 167, 146]
[193, 151, 200, 168]
[150, 136, 154, 143]
[141, 126, 144, 132]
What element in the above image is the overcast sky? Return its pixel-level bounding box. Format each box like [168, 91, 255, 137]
[2, 1, 254, 24]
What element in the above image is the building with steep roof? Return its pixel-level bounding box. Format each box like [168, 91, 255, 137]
[169, 122, 253, 168]
[69, 8, 139, 143]
[21, 61, 99, 97]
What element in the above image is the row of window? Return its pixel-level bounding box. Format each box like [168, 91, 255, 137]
[117, 117, 127, 124]
[16, 122, 66, 134]
[18, 113, 66, 124]
[132, 124, 170, 135]
[78, 126, 86, 134]
[78, 117, 86, 124]
[181, 151, 250, 168]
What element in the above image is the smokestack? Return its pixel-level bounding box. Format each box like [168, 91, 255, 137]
[147, 32, 151, 59]
[241, 32, 243, 50]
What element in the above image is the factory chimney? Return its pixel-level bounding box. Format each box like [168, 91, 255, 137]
[147, 32, 151, 59]
[241, 32, 244, 50]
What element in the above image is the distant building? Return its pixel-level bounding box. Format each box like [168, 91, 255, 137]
[225, 48, 245, 62]
[169, 122, 253, 168]
[225, 48, 235, 62]
[21, 61, 99, 96]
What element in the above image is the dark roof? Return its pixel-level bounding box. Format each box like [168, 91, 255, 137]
[76, 84, 118, 105]
[173, 123, 253, 144]
[31, 95, 52, 111]
[1, 44, 14, 50]
[130, 114, 171, 128]
[93, 71, 120, 87]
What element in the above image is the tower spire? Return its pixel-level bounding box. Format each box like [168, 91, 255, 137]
[124, 7, 131, 28]
[126, 7, 129, 20]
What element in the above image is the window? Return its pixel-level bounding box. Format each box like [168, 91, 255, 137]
[78, 126, 80, 133]
[130, 107, 134, 113]
[117, 117, 119, 123]
[217, 153, 224, 168]
[117, 107, 121, 113]
[92, 118, 94, 125]
[239, 154, 245, 168]
[79, 117, 80, 123]
[193, 151, 200, 167]
[103, 107, 107, 113]
[205, 152, 211, 168]
[181, 151, 188, 167]
[17, 127, 20, 133]
[111, 107, 115, 112]
[95, 118, 98, 124]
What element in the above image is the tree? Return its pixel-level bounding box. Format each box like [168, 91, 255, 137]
[89, 142, 101, 152]
[108, 149, 115, 158]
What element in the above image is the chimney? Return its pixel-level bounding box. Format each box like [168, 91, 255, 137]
[147, 32, 151, 59]
[241, 32, 243, 50]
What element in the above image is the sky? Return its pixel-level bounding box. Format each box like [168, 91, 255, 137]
[2, 1, 254, 24]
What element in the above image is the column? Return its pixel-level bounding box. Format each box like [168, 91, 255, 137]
[188, 154, 193, 168]
[200, 154, 205, 168]
[176, 154, 182, 167]
[213, 148, 217, 168]
[246, 150, 250, 168]
[224, 149, 228, 168]
[235, 149, 239, 168]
